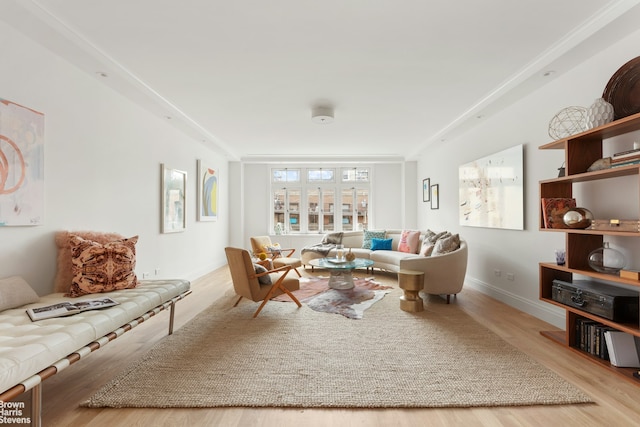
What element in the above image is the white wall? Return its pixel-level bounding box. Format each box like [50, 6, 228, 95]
[417, 26, 640, 328]
[0, 21, 230, 295]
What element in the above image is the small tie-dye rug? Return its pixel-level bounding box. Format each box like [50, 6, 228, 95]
[273, 276, 392, 319]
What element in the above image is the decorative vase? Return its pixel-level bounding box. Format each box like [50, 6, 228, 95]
[345, 248, 356, 261]
[588, 242, 625, 274]
[586, 98, 614, 129]
[562, 207, 594, 229]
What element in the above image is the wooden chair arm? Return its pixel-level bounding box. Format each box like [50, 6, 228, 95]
[252, 264, 291, 279]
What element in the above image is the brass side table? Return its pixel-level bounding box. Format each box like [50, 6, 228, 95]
[398, 269, 424, 312]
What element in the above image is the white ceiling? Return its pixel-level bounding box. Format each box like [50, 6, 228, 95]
[2, 0, 640, 161]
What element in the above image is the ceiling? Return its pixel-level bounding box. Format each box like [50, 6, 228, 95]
[2, 1, 640, 161]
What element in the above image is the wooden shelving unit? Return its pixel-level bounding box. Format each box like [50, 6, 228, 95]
[539, 111, 640, 384]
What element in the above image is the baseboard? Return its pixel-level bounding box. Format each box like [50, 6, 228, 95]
[465, 277, 565, 329]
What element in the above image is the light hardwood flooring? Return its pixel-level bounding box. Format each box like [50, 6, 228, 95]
[15, 267, 640, 427]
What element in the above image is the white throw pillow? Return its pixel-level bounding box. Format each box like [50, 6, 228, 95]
[0, 276, 40, 311]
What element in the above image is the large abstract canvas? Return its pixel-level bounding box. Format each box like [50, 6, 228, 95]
[459, 144, 524, 230]
[0, 99, 44, 226]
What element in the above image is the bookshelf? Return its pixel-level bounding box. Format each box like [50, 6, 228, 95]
[539, 111, 640, 384]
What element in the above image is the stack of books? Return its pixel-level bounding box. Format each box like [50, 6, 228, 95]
[611, 147, 640, 168]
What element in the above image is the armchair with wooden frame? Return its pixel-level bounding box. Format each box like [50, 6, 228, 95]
[250, 236, 302, 277]
[225, 247, 302, 318]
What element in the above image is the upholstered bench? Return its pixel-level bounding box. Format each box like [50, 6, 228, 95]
[0, 278, 191, 427]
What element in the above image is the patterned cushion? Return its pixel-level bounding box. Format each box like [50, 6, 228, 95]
[254, 264, 272, 285]
[362, 230, 386, 249]
[398, 230, 421, 253]
[262, 243, 282, 256]
[54, 230, 126, 293]
[0, 276, 40, 311]
[67, 235, 139, 297]
[420, 230, 453, 256]
[370, 238, 393, 251]
[432, 234, 461, 256]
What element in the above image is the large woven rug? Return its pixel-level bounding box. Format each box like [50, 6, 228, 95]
[83, 285, 592, 409]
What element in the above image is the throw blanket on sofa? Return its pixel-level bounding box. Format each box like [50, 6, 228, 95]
[301, 232, 343, 257]
[301, 243, 335, 257]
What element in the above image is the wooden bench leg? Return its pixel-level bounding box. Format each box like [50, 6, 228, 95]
[31, 383, 42, 427]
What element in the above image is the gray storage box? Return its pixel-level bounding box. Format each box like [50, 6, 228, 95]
[551, 279, 639, 322]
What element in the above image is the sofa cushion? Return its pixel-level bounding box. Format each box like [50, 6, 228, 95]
[432, 234, 461, 256]
[362, 230, 386, 249]
[398, 230, 421, 253]
[67, 235, 139, 297]
[0, 276, 40, 311]
[371, 238, 392, 251]
[419, 240, 436, 257]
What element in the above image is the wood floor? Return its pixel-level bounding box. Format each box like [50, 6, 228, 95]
[17, 267, 640, 427]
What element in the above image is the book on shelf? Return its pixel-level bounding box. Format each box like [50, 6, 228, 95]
[541, 198, 576, 229]
[611, 159, 640, 168]
[604, 330, 640, 368]
[612, 147, 640, 159]
[612, 153, 640, 163]
[26, 297, 119, 321]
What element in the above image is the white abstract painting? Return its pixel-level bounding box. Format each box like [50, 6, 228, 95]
[459, 144, 523, 230]
[0, 99, 44, 226]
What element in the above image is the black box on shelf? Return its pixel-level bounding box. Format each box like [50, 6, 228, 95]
[552, 279, 639, 322]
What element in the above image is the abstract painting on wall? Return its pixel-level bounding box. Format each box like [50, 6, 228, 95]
[0, 98, 44, 226]
[459, 144, 524, 230]
[197, 159, 218, 221]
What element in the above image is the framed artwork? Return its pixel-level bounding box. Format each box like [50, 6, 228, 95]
[422, 178, 430, 202]
[0, 99, 45, 226]
[197, 159, 218, 221]
[430, 184, 439, 210]
[161, 164, 186, 233]
[458, 144, 524, 230]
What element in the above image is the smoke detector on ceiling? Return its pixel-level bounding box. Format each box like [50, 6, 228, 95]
[311, 106, 334, 124]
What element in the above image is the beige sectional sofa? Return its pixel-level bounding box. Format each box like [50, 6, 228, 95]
[301, 229, 468, 299]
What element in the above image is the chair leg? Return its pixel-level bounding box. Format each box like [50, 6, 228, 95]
[293, 268, 302, 277]
[279, 285, 302, 308]
[233, 295, 243, 307]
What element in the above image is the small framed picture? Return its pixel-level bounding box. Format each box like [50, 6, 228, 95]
[422, 178, 430, 202]
[430, 184, 439, 210]
[161, 164, 187, 233]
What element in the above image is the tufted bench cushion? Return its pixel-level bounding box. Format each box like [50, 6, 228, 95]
[0, 279, 190, 396]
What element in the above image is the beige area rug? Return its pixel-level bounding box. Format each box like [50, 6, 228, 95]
[272, 276, 392, 319]
[83, 285, 592, 409]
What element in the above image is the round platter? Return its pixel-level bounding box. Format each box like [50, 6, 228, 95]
[603, 55, 640, 120]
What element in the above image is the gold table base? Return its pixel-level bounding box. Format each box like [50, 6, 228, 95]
[398, 269, 424, 312]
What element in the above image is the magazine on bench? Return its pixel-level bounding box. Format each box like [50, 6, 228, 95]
[27, 297, 119, 321]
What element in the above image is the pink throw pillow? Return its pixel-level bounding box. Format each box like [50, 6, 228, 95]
[398, 230, 421, 253]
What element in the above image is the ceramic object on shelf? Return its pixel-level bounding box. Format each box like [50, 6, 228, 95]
[588, 242, 625, 274]
[562, 207, 594, 229]
[586, 98, 614, 129]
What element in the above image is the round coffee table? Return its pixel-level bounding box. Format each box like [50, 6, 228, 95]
[308, 258, 374, 289]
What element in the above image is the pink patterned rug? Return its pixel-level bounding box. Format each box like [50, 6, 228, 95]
[273, 276, 392, 319]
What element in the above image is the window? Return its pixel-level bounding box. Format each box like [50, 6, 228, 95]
[271, 166, 369, 233]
